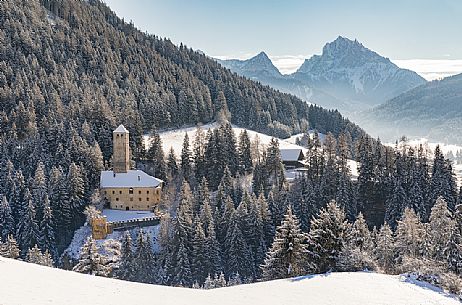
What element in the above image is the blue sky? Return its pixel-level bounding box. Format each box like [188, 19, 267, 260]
[103, 0, 462, 79]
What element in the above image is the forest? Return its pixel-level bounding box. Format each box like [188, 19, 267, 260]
[0, 0, 461, 295]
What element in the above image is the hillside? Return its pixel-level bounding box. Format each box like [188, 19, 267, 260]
[0, 257, 458, 305]
[359, 73, 462, 142]
[0, 0, 365, 162]
[219, 37, 426, 114]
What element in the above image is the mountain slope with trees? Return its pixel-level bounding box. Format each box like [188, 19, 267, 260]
[358, 73, 462, 142]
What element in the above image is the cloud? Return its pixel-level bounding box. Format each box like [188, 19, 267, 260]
[269, 55, 310, 74]
[392, 59, 462, 81]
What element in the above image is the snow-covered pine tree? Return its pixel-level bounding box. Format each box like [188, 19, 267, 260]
[444, 228, 462, 274]
[214, 272, 227, 288]
[26, 244, 53, 267]
[348, 212, 373, 252]
[38, 195, 56, 260]
[308, 200, 347, 273]
[375, 223, 395, 273]
[191, 217, 207, 283]
[224, 210, 254, 280]
[146, 128, 167, 182]
[173, 242, 192, 286]
[203, 274, 215, 289]
[193, 126, 206, 182]
[131, 230, 156, 283]
[73, 237, 108, 276]
[166, 147, 179, 178]
[238, 129, 253, 174]
[67, 162, 85, 229]
[180, 133, 192, 181]
[17, 189, 40, 256]
[227, 273, 242, 286]
[384, 176, 407, 229]
[261, 206, 314, 280]
[428, 197, 455, 260]
[117, 231, 134, 281]
[0, 195, 15, 241]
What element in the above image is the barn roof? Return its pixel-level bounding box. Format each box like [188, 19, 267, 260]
[280, 149, 304, 162]
[100, 170, 162, 188]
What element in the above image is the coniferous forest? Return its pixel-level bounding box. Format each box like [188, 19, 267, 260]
[1, 0, 462, 296]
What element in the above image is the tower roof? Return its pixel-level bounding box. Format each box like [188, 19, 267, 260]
[113, 124, 129, 133]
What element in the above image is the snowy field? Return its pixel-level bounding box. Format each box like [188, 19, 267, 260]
[0, 257, 459, 305]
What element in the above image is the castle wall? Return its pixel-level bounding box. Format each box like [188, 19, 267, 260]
[101, 186, 161, 211]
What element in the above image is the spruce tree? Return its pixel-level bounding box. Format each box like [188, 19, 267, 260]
[117, 231, 134, 281]
[0, 196, 15, 241]
[181, 133, 192, 180]
[132, 230, 156, 283]
[261, 206, 314, 280]
[375, 223, 395, 273]
[73, 237, 108, 276]
[224, 211, 254, 280]
[147, 129, 167, 182]
[39, 195, 56, 260]
[238, 129, 253, 174]
[308, 200, 347, 273]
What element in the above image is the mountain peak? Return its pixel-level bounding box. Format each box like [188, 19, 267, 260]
[322, 36, 370, 59]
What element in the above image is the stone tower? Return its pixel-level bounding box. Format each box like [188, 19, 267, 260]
[113, 125, 130, 173]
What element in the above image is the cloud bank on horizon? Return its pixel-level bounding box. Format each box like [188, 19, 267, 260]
[215, 54, 462, 81]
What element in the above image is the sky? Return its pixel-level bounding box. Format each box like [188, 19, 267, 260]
[103, 0, 462, 80]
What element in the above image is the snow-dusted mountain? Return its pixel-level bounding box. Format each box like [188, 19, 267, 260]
[358, 73, 462, 143]
[292, 36, 426, 109]
[217, 37, 426, 115]
[0, 257, 458, 305]
[219, 51, 282, 79]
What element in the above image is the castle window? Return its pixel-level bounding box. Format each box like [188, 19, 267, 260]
[139, 190, 142, 194]
[147, 205, 149, 208]
[130, 198, 133, 201]
[139, 198, 142, 201]
[129, 188, 134, 194]
[116, 198, 119, 201]
[156, 189, 159, 195]
[119, 190, 122, 194]
[112, 191, 115, 195]
[147, 198, 149, 201]
[147, 190, 150, 194]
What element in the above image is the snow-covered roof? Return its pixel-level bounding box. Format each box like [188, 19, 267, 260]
[100, 170, 162, 188]
[280, 149, 304, 162]
[113, 124, 129, 133]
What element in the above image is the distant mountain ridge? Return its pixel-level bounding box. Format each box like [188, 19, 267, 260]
[218, 37, 426, 114]
[357, 73, 462, 143]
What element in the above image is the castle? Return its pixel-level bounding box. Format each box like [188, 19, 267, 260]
[99, 125, 163, 211]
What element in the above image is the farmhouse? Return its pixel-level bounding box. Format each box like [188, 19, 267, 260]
[280, 148, 305, 169]
[100, 125, 163, 211]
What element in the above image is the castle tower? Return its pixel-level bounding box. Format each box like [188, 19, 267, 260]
[113, 125, 130, 173]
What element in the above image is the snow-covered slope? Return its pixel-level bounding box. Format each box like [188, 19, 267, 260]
[149, 123, 304, 156]
[0, 257, 458, 305]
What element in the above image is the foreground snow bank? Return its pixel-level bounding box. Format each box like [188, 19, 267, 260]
[0, 257, 458, 305]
